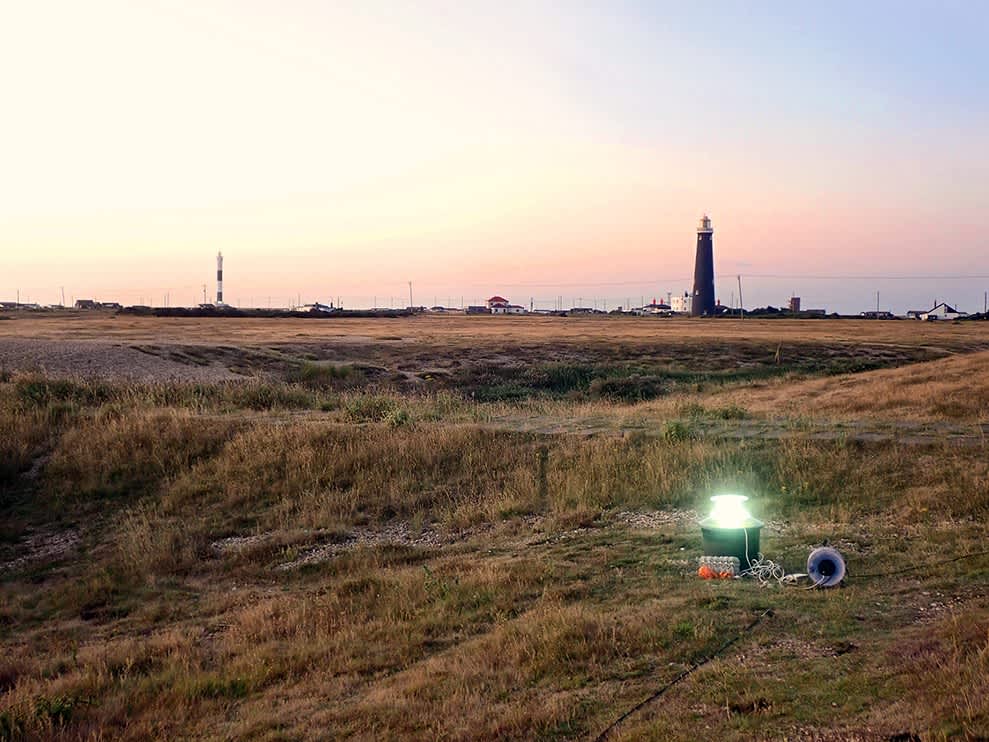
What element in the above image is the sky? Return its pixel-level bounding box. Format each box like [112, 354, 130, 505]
[2, 0, 988, 312]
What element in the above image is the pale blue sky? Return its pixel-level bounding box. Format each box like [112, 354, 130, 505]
[1, 1, 986, 312]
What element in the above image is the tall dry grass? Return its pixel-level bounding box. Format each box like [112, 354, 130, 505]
[5, 313, 988, 351]
[0, 406, 50, 491]
[704, 348, 989, 422]
[3, 358, 989, 741]
[99, 420, 989, 585]
[3, 360, 985, 585]
[42, 409, 236, 504]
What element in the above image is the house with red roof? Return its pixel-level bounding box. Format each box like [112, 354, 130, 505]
[487, 295, 526, 314]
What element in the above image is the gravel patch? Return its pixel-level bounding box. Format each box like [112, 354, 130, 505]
[210, 535, 271, 555]
[614, 509, 791, 535]
[0, 529, 81, 574]
[0, 338, 238, 382]
[913, 588, 981, 624]
[733, 637, 846, 663]
[277, 522, 447, 570]
[209, 524, 456, 571]
[614, 509, 699, 529]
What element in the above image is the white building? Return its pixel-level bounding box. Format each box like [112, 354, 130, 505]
[921, 302, 967, 321]
[633, 302, 672, 316]
[487, 295, 526, 314]
[670, 292, 692, 314]
[295, 302, 335, 313]
[492, 304, 526, 315]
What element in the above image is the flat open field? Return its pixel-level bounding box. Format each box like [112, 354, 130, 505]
[3, 313, 988, 392]
[5, 311, 989, 347]
[1, 314, 987, 740]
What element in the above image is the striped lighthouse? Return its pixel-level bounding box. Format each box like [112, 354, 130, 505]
[216, 251, 224, 305]
[691, 215, 715, 316]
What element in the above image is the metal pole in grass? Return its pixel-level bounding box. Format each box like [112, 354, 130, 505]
[537, 446, 548, 503]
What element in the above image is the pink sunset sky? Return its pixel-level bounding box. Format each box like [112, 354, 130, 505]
[2, 1, 987, 313]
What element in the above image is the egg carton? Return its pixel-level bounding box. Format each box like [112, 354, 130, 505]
[697, 555, 741, 578]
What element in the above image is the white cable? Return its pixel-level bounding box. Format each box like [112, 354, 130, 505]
[743, 555, 788, 586]
[739, 528, 813, 588]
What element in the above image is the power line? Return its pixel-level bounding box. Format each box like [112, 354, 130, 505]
[740, 273, 989, 281]
[449, 277, 694, 289]
[362, 273, 989, 291]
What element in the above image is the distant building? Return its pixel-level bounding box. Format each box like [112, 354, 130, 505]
[486, 295, 525, 314]
[670, 292, 692, 314]
[921, 303, 967, 321]
[492, 304, 526, 315]
[297, 302, 335, 314]
[788, 297, 801, 312]
[466, 305, 490, 315]
[861, 310, 895, 319]
[75, 299, 99, 310]
[634, 301, 672, 316]
[487, 295, 509, 310]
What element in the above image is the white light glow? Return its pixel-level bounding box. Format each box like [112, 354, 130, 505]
[708, 495, 753, 528]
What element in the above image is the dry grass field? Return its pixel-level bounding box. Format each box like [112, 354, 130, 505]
[4, 312, 989, 354]
[1, 313, 987, 740]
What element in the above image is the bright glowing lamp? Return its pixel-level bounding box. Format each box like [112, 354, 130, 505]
[699, 494, 764, 568]
[707, 495, 757, 528]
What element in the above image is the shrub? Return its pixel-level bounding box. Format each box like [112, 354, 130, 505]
[288, 362, 363, 391]
[385, 408, 412, 428]
[589, 375, 666, 402]
[417, 391, 466, 421]
[183, 676, 249, 700]
[675, 402, 707, 418]
[716, 404, 748, 420]
[528, 364, 597, 395]
[226, 382, 313, 410]
[15, 376, 114, 408]
[344, 394, 398, 422]
[662, 420, 695, 444]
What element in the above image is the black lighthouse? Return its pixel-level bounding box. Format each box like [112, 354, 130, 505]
[691, 214, 715, 316]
